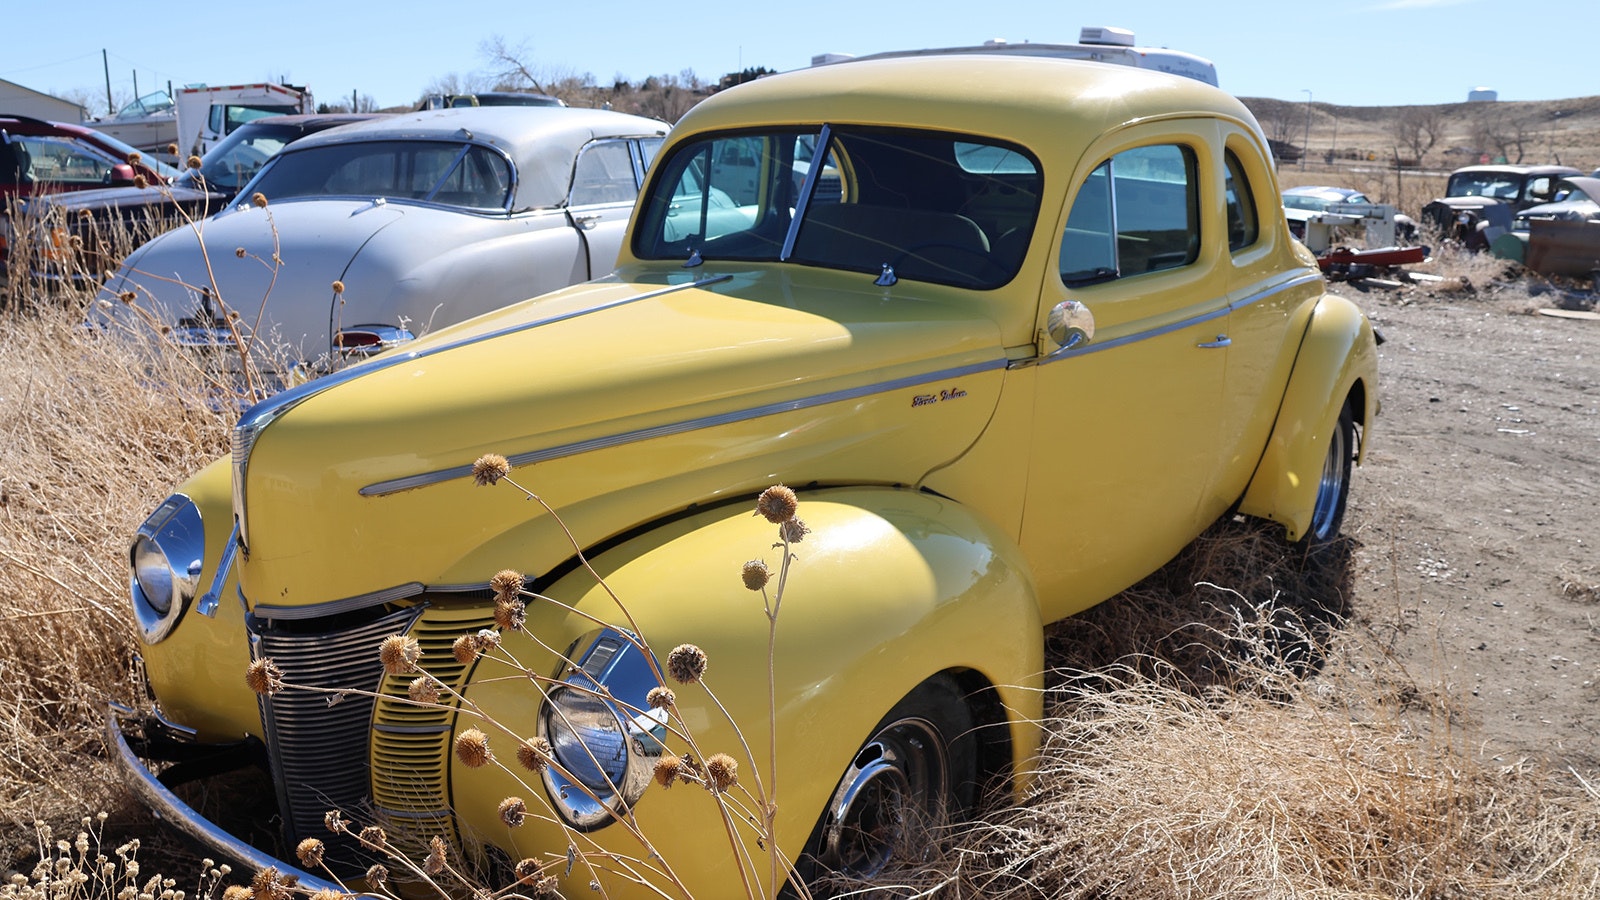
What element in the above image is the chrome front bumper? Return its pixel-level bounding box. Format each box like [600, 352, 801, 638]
[106, 703, 342, 892]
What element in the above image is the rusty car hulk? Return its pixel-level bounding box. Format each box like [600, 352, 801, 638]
[112, 54, 1377, 897]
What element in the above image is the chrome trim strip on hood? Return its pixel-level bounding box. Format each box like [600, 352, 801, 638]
[231, 275, 734, 548]
[360, 355, 1010, 497]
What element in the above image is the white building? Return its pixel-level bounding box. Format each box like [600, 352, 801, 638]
[0, 78, 87, 122]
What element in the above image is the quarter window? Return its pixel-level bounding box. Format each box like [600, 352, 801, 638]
[1224, 150, 1259, 251]
[1060, 144, 1199, 286]
[570, 140, 640, 206]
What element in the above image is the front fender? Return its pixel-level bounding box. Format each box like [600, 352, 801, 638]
[455, 485, 1044, 897]
[1238, 293, 1378, 540]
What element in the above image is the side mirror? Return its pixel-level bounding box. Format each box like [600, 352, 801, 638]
[1046, 299, 1095, 351]
[107, 164, 138, 187]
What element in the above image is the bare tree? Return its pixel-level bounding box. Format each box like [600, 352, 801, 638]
[481, 35, 549, 94]
[1473, 111, 1534, 164]
[1394, 107, 1443, 166]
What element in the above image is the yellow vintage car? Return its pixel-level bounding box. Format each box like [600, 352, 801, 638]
[113, 53, 1377, 898]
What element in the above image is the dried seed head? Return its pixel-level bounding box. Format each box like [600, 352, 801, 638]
[234, 247, 246, 258]
[307, 890, 343, 900]
[126, 152, 142, 165]
[356, 825, 386, 851]
[494, 597, 526, 631]
[779, 517, 811, 544]
[378, 635, 421, 674]
[118, 291, 136, 304]
[512, 859, 544, 886]
[165, 144, 178, 157]
[251, 192, 268, 208]
[408, 676, 439, 704]
[451, 634, 479, 664]
[244, 658, 283, 696]
[424, 836, 448, 875]
[490, 569, 524, 603]
[250, 867, 294, 900]
[473, 454, 512, 486]
[475, 628, 502, 651]
[455, 728, 492, 768]
[186, 155, 202, 169]
[133, 175, 148, 190]
[653, 755, 682, 788]
[705, 753, 738, 791]
[220, 887, 252, 900]
[666, 644, 708, 684]
[516, 737, 552, 773]
[364, 865, 387, 889]
[294, 839, 324, 869]
[741, 559, 770, 591]
[646, 686, 675, 709]
[497, 797, 527, 828]
[323, 810, 347, 834]
[330, 280, 344, 295]
[756, 485, 798, 524]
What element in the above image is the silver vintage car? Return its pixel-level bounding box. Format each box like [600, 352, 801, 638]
[98, 106, 668, 372]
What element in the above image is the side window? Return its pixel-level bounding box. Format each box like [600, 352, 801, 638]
[570, 140, 640, 206]
[1224, 149, 1259, 251]
[1060, 143, 1198, 286]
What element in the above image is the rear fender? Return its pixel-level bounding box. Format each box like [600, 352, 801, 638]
[456, 486, 1044, 895]
[1238, 294, 1378, 540]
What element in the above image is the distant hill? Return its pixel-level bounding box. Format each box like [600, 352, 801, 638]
[1238, 95, 1600, 172]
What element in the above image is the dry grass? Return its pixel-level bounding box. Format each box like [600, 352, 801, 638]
[0, 298, 233, 866]
[2, 241, 1599, 897]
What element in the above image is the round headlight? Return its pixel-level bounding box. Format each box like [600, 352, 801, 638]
[129, 494, 204, 643]
[537, 631, 662, 829]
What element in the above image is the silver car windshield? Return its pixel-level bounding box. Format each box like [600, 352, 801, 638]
[249, 140, 513, 210]
[632, 126, 1042, 290]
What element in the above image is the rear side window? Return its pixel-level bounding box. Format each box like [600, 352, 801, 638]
[1224, 149, 1259, 251]
[1060, 144, 1199, 286]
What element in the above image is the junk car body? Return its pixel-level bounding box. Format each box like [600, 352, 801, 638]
[112, 55, 1378, 897]
[96, 106, 667, 372]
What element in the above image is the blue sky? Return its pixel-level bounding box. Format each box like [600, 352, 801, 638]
[6, 0, 1593, 116]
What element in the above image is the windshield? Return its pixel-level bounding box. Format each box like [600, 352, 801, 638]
[247, 139, 514, 209]
[83, 130, 182, 181]
[633, 126, 1042, 290]
[184, 121, 299, 191]
[1446, 171, 1523, 200]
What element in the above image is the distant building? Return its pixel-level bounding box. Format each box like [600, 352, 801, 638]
[0, 78, 86, 121]
[1468, 87, 1498, 102]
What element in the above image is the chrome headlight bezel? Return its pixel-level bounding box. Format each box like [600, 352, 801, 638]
[538, 630, 666, 829]
[129, 494, 205, 643]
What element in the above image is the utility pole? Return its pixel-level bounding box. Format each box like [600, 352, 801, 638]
[102, 50, 113, 116]
[1301, 89, 1313, 169]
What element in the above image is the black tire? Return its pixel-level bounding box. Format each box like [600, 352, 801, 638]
[1302, 402, 1355, 545]
[794, 674, 977, 894]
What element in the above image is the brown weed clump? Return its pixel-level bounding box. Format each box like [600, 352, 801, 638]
[0, 302, 233, 841]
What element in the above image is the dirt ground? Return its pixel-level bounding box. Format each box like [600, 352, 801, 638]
[1334, 272, 1600, 773]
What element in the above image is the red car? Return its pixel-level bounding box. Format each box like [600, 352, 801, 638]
[2, 115, 178, 270]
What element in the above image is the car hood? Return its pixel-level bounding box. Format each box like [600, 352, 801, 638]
[102, 199, 429, 361]
[234, 267, 1010, 608]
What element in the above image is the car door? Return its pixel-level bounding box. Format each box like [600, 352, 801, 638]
[1019, 128, 1230, 622]
[567, 138, 658, 279]
[1212, 129, 1327, 507]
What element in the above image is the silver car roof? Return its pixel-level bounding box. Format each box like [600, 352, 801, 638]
[280, 106, 668, 210]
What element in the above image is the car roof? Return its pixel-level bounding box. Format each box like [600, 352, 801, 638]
[278, 106, 668, 209]
[1554, 175, 1600, 199]
[668, 55, 1260, 179]
[237, 112, 388, 131]
[1450, 164, 1583, 177]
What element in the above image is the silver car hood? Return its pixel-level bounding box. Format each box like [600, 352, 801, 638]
[102, 199, 461, 364]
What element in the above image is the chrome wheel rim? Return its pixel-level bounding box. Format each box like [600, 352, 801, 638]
[820, 716, 949, 877]
[1309, 417, 1349, 541]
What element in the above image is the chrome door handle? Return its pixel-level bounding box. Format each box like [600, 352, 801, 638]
[1197, 334, 1231, 349]
[573, 214, 602, 230]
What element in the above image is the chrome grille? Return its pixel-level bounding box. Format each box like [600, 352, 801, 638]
[254, 604, 423, 851]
